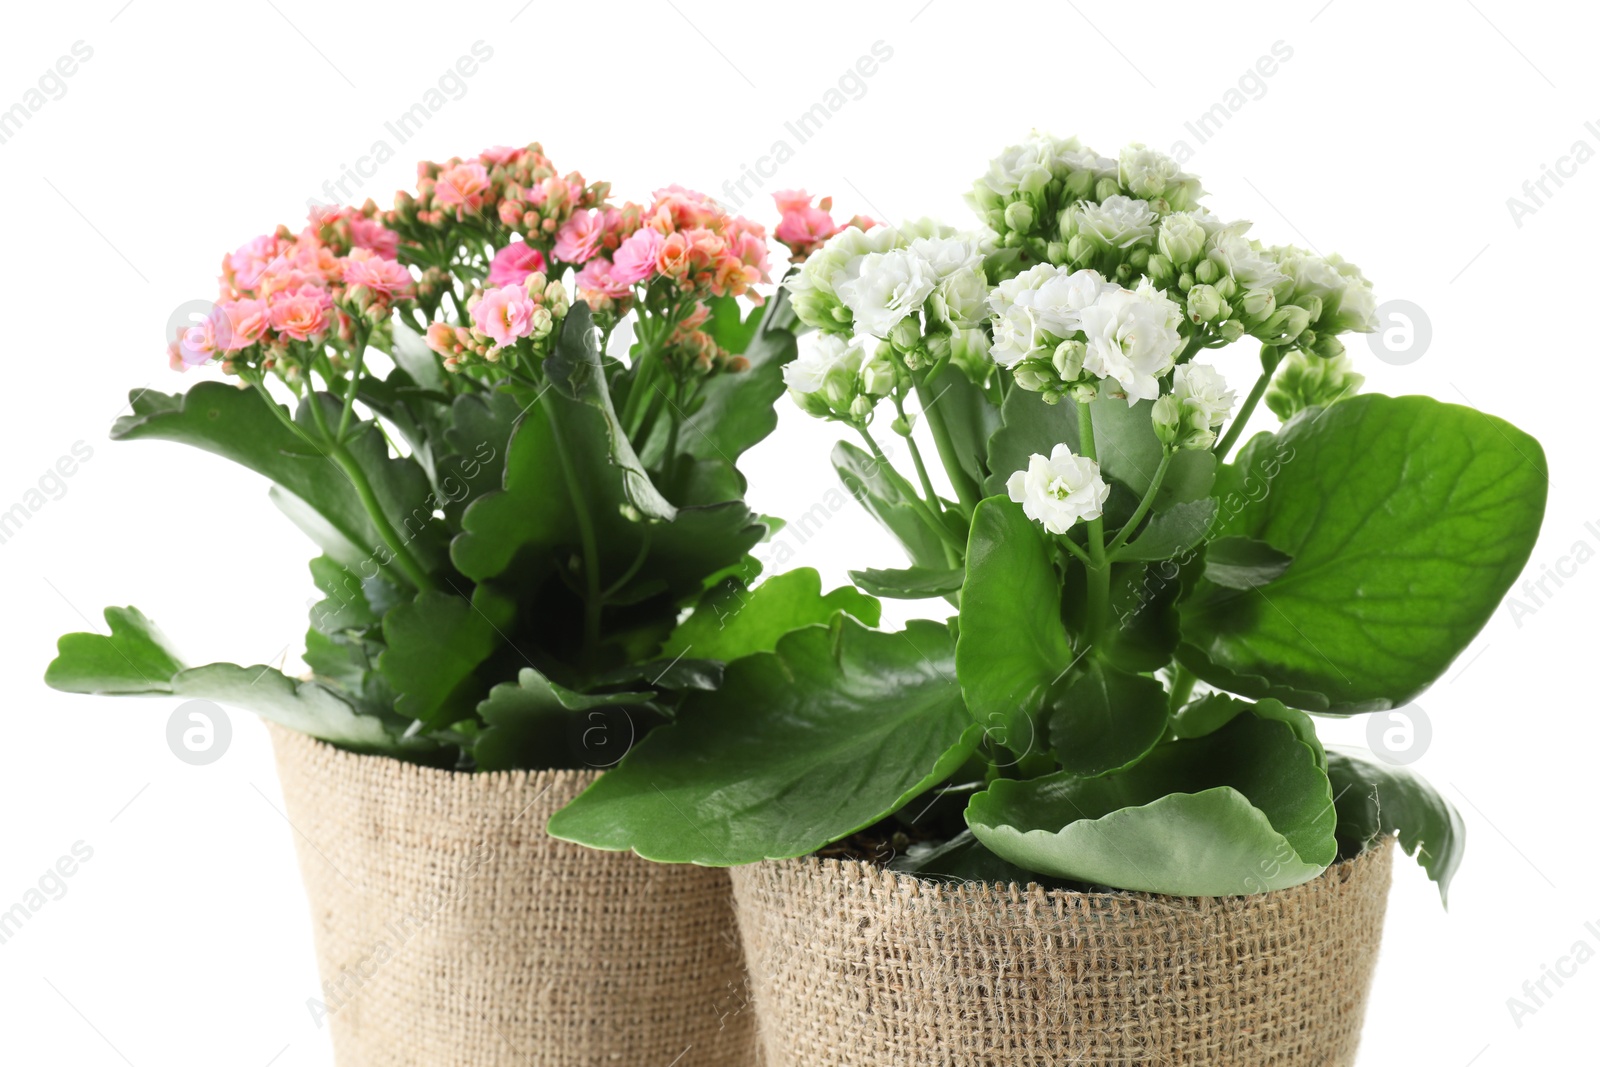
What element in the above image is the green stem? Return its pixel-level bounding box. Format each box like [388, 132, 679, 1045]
[1078, 401, 1111, 649]
[893, 393, 943, 516]
[853, 424, 963, 557]
[1213, 369, 1271, 460]
[336, 328, 368, 442]
[302, 390, 437, 593]
[541, 388, 604, 661]
[912, 361, 982, 511]
[1105, 451, 1172, 557]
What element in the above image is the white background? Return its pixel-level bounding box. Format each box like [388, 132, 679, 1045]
[1, 1, 1595, 1063]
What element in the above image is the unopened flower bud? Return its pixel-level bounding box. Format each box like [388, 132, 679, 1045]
[889, 317, 922, 352]
[1013, 360, 1054, 393]
[849, 395, 875, 421]
[1062, 169, 1097, 201]
[1217, 318, 1246, 343]
[1296, 295, 1323, 325]
[1068, 381, 1100, 404]
[1187, 284, 1226, 324]
[1194, 259, 1221, 285]
[1066, 234, 1095, 266]
[1260, 305, 1311, 344]
[1053, 339, 1086, 380]
[1045, 241, 1069, 265]
[1265, 349, 1365, 420]
[1152, 394, 1182, 449]
[1094, 177, 1121, 202]
[1312, 332, 1345, 361]
[524, 271, 547, 297]
[1004, 201, 1036, 232]
[1238, 286, 1276, 324]
[891, 415, 914, 437]
[1146, 253, 1174, 285]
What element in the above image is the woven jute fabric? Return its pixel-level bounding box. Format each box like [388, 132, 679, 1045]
[732, 838, 1394, 1067]
[268, 724, 756, 1067]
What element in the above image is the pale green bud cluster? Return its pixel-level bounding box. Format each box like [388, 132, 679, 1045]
[1265, 349, 1366, 420]
[783, 333, 899, 424]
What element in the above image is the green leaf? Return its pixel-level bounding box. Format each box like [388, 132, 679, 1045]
[660, 567, 880, 664]
[957, 498, 1073, 749]
[1045, 661, 1168, 777]
[378, 586, 515, 727]
[1327, 747, 1464, 903]
[1180, 394, 1548, 712]
[921, 359, 1000, 494]
[172, 663, 418, 754]
[891, 830, 1037, 886]
[966, 703, 1336, 894]
[45, 607, 186, 695]
[45, 606, 420, 754]
[832, 440, 951, 569]
[1169, 691, 1249, 739]
[114, 384, 442, 575]
[472, 667, 654, 771]
[547, 618, 979, 865]
[674, 291, 798, 464]
[1203, 536, 1293, 589]
[985, 389, 1215, 510]
[850, 565, 965, 600]
[1117, 498, 1219, 562]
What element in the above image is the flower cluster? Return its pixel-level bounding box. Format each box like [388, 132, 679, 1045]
[389, 143, 608, 243]
[772, 189, 875, 263]
[781, 332, 898, 422]
[425, 271, 571, 372]
[172, 208, 413, 376]
[1153, 363, 1238, 451]
[1264, 349, 1365, 421]
[785, 220, 995, 381]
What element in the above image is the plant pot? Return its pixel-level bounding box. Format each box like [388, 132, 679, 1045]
[731, 837, 1394, 1066]
[268, 724, 756, 1067]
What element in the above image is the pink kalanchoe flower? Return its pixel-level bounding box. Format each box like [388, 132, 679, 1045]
[267, 286, 332, 342]
[553, 210, 608, 265]
[771, 189, 815, 215]
[471, 285, 538, 348]
[175, 320, 218, 367]
[649, 185, 721, 231]
[223, 234, 282, 291]
[435, 162, 491, 209]
[488, 242, 549, 287]
[575, 258, 631, 303]
[348, 217, 399, 259]
[611, 227, 666, 285]
[342, 249, 414, 298]
[480, 145, 522, 166]
[216, 298, 270, 350]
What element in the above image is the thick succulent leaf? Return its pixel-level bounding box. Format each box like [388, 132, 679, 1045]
[832, 440, 951, 569]
[957, 498, 1074, 748]
[378, 586, 515, 727]
[45, 607, 417, 753]
[1117, 498, 1218, 562]
[114, 384, 443, 577]
[1180, 394, 1547, 712]
[1045, 661, 1169, 777]
[669, 291, 799, 465]
[920, 359, 1000, 494]
[660, 567, 880, 664]
[546, 618, 979, 865]
[985, 388, 1215, 509]
[45, 607, 186, 694]
[1327, 747, 1464, 902]
[850, 565, 965, 600]
[472, 667, 654, 771]
[891, 830, 1038, 886]
[965, 703, 1336, 894]
[1203, 536, 1293, 589]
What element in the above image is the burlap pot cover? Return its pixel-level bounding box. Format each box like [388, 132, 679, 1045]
[732, 837, 1394, 1067]
[268, 724, 756, 1067]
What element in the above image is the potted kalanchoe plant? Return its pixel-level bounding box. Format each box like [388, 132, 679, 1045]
[44, 143, 876, 1066]
[550, 134, 1547, 1065]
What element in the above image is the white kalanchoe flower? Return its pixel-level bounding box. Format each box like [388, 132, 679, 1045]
[1073, 195, 1159, 250]
[1118, 144, 1206, 210]
[1006, 444, 1111, 535]
[782, 331, 856, 395]
[1077, 280, 1186, 404]
[836, 247, 938, 340]
[1172, 364, 1237, 428]
[785, 219, 960, 332]
[987, 265, 1112, 367]
[1208, 226, 1288, 292]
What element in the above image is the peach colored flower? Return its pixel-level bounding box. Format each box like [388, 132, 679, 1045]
[656, 232, 693, 278]
[342, 249, 414, 298]
[435, 162, 491, 209]
[217, 298, 270, 350]
[267, 286, 331, 341]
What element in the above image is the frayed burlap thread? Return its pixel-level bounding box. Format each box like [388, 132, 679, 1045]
[731, 839, 1393, 1066]
[269, 724, 756, 1067]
